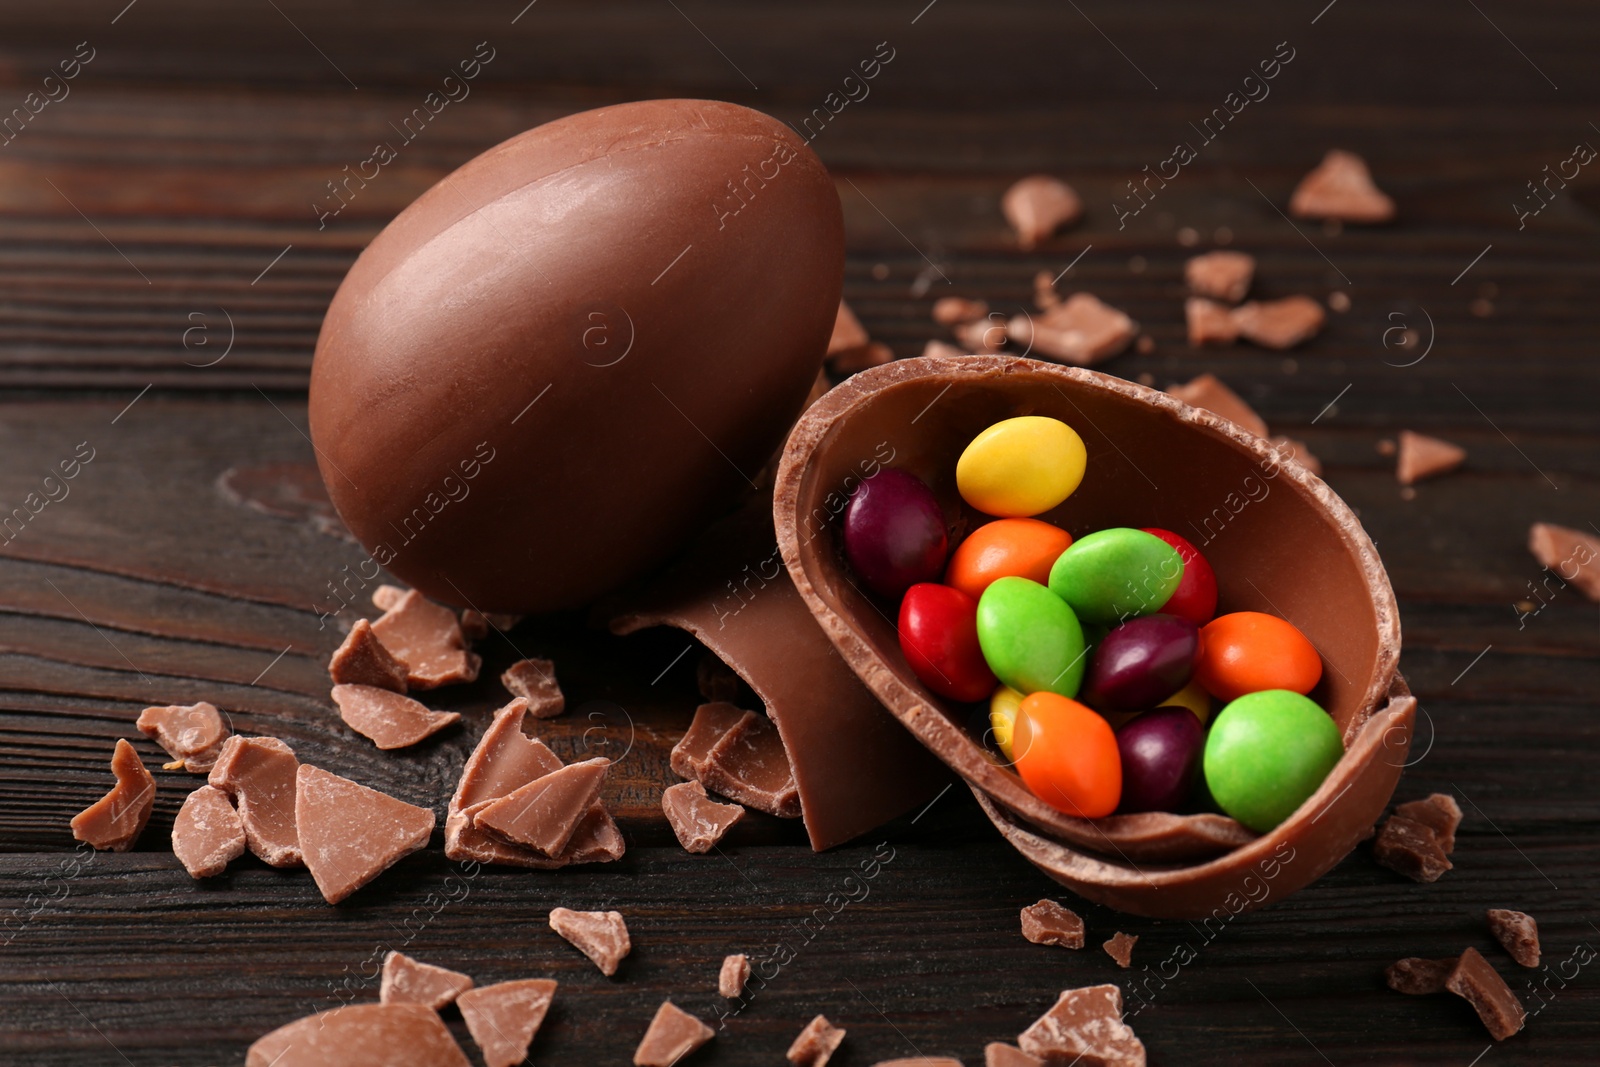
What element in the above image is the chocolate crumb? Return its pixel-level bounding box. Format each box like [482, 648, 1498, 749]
[634, 1000, 714, 1066]
[171, 783, 244, 878]
[663, 780, 744, 854]
[985, 1044, 1044, 1067]
[500, 658, 565, 718]
[787, 1014, 846, 1067]
[1385, 956, 1456, 995]
[1134, 334, 1155, 355]
[466, 757, 609, 857]
[1002, 175, 1082, 249]
[458, 979, 557, 1067]
[1176, 226, 1199, 247]
[1018, 984, 1145, 1066]
[1471, 297, 1494, 318]
[1394, 793, 1463, 854]
[1103, 931, 1138, 968]
[296, 764, 434, 904]
[718, 953, 749, 998]
[1185, 250, 1254, 303]
[1186, 297, 1238, 347]
[1399, 486, 1417, 501]
[1529, 523, 1600, 601]
[1372, 814, 1452, 882]
[1290, 149, 1396, 223]
[136, 701, 230, 773]
[380, 951, 473, 1010]
[332, 684, 460, 750]
[371, 590, 481, 690]
[933, 297, 989, 326]
[1167, 373, 1268, 438]
[1328, 290, 1351, 312]
[329, 619, 408, 693]
[1020, 899, 1085, 949]
[246, 1003, 470, 1067]
[549, 907, 631, 976]
[1033, 270, 1060, 310]
[208, 735, 302, 867]
[1487, 909, 1541, 968]
[1446, 946, 1526, 1041]
[1376, 438, 1396, 457]
[701, 710, 801, 818]
[1231, 296, 1325, 350]
[1396, 430, 1465, 485]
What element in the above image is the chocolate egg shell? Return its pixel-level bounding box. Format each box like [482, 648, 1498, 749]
[310, 99, 843, 612]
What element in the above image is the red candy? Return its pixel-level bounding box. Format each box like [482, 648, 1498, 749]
[1140, 528, 1218, 626]
[898, 583, 996, 702]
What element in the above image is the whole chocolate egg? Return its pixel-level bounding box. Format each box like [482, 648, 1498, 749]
[309, 99, 844, 612]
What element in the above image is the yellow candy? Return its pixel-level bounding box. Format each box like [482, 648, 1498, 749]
[988, 684, 1024, 760]
[1160, 679, 1212, 725]
[956, 416, 1087, 517]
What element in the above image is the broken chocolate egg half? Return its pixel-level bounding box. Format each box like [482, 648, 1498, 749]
[774, 355, 1410, 917]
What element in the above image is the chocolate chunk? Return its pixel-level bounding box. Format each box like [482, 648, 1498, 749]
[1185, 297, 1238, 347]
[1185, 251, 1255, 303]
[1007, 294, 1136, 366]
[1018, 984, 1146, 1066]
[1385, 956, 1455, 995]
[718, 952, 749, 998]
[831, 341, 896, 376]
[922, 339, 967, 360]
[208, 735, 303, 867]
[1290, 149, 1396, 223]
[460, 608, 491, 642]
[372, 584, 407, 612]
[1487, 909, 1541, 967]
[295, 764, 434, 904]
[1372, 814, 1453, 882]
[1529, 523, 1600, 601]
[1002, 175, 1082, 249]
[501, 658, 565, 718]
[933, 297, 989, 326]
[246, 1003, 470, 1067]
[549, 907, 631, 976]
[465, 757, 609, 857]
[70, 739, 155, 852]
[701, 710, 801, 818]
[172, 783, 245, 878]
[671, 702, 747, 779]
[985, 1044, 1044, 1067]
[1446, 946, 1526, 1041]
[329, 619, 409, 693]
[371, 589, 481, 690]
[787, 1014, 846, 1067]
[332, 684, 460, 750]
[458, 979, 558, 1067]
[1396, 430, 1466, 485]
[1103, 931, 1138, 968]
[955, 317, 1006, 354]
[1267, 436, 1322, 478]
[380, 951, 474, 1009]
[663, 780, 744, 854]
[1231, 296, 1325, 350]
[1020, 899, 1084, 949]
[1167, 373, 1268, 437]
[136, 701, 230, 772]
[1033, 270, 1061, 310]
[1134, 334, 1155, 355]
[830, 299, 870, 357]
[634, 1000, 714, 1067]
[1394, 793, 1462, 854]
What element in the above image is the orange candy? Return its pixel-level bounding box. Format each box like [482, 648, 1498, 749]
[1194, 611, 1322, 702]
[1011, 693, 1121, 818]
[945, 518, 1073, 602]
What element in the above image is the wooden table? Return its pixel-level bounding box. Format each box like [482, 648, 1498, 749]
[1, 2, 1596, 1063]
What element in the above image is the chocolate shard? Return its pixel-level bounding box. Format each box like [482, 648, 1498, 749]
[549, 907, 631, 976]
[1020, 899, 1085, 950]
[460, 608, 491, 642]
[663, 780, 744, 854]
[1267, 436, 1322, 478]
[1033, 270, 1061, 310]
[1528, 522, 1600, 601]
[1372, 813, 1452, 882]
[787, 1014, 846, 1067]
[1396, 430, 1466, 486]
[701, 710, 801, 818]
[955, 317, 1006, 354]
[380, 951, 474, 1010]
[1185, 297, 1238, 347]
[208, 735, 303, 867]
[829, 299, 870, 358]
[1385, 956, 1456, 995]
[1185, 250, 1255, 303]
[1103, 931, 1138, 968]
[933, 297, 989, 326]
[1230, 296, 1326, 350]
[1487, 909, 1541, 968]
[985, 1044, 1044, 1067]
[465, 757, 610, 857]
[671, 702, 748, 780]
[329, 619, 409, 693]
[1446, 946, 1526, 1041]
[332, 684, 460, 750]
[172, 783, 245, 878]
[1002, 175, 1082, 249]
[718, 953, 749, 998]
[830, 341, 896, 377]
[1017, 985, 1146, 1066]
[371, 589, 481, 689]
[922, 339, 967, 360]
[501, 658, 565, 718]
[1007, 294, 1136, 367]
[245, 1003, 471, 1067]
[70, 739, 155, 852]
[295, 764, 435, 904]
[1290, 149, 1396, 223]
[634, 1000, 714, 1067]
[871, 1058, 964, 1066]
[1394, 793, 1463, 854]
[1166, 373, 1268, 438]
[458, 979, 558, 1067]
[136, 701, 230, 772]
[372, 584, 408, 612]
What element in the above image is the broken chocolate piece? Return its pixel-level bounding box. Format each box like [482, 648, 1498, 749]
[136, 701, 230, 772]
[549, 907, 631, 976]
[1103, 931, 1137, 968]
[1290, 149, 1396, 223]
[1185, 250, 1254, 303]
[672, 705, 749, 779]
[1018, 985, 1146, 1066]
[985, 1044, 1044, 1067]
[922, 339, 967, 360]
[701, 710, 801, 818]
[933, 296, 989, 326]
[329, 619, 408, 693]
[635, 1000, 714, 1067]
[1372, 814, 1452, 883]
[1007, 293, 1135, 366]
[1033, 270, 1061, 310]
[1231, 296, 1325, 350]
[1020, 899, 1084, 949]
[788, 1014, 846, 1067]
[1385, 956, 1456, 995]
[372, 584, 407, 612]
[1167, 373, 1268, 437]
[1185, 297, 1238, 347]
[1002, 175, 1082, 249]
[719, 952, 749, 998]
[1446, 946, 1526, 1041]
[371, 589, 481, 690]
[1396, 430, 1465, 485]
[171, 783, 245, 878]
[831, 341, 896, 376]
[1394, 793, 1462, 854]
[1528, 522, 1600, 601]
[501, 658, 565, 717]
[245, 1003, 471, 1067]
[458, 979, 558, 1067]
[466, 757, 609, 857]
[332, 684, 460, 750]
[295, 764, 435, 904]
[872, 1060, 963, 1067]
[460, 608, 490, 642]
[663, 780, 744, 854]
[380, 951, 474, 1010]
[70, 740, 153, 852]
[208, 735, 303, 867]
[955, 317, 1006, 354]
[1267, 436, 1322, 478]
[829, 300, 870, 358]
[1487, 909, 1541, 968]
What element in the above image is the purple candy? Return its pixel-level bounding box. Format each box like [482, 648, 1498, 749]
[842, 468, 948, 599]
[1081, 613, 1198, 711]
[1116, 706, 1205, 813]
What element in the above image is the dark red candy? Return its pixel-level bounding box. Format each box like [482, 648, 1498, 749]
[1081, 613, 1198, 711]
[898, 583, 996, 702]
[1116, 706, 1205, 813]
[1140, 528, 1218, 626]
[843, 469, 949, 599]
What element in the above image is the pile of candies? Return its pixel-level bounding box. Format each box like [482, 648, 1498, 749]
[842, 415, 1344, 833]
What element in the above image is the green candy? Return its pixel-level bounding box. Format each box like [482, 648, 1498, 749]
[1047, 527, 1184, 624]
[1203, 690, 1344, 832]
[976, 576, 1086, 699]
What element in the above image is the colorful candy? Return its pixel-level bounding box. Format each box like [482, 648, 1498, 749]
[945, 518, 1074, 602]
[975, 577, 1087, 699]
[842, 468, 948, 599]
[1047, 527, 1184, 624]
[956, 416, 1086, 517]
[1012, 693, 1121, 818]
[898, 583, 996, 702]
[988, 684, 1024, 761]
[1158, 679, 1213, 725]
[1139, 528, 1218, 626]
[1080, 613, 1198, 712]
[1194, 611, 1322, 702]
[1203, 689, 1343, 831]
[1115, 707, 1204, 814]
